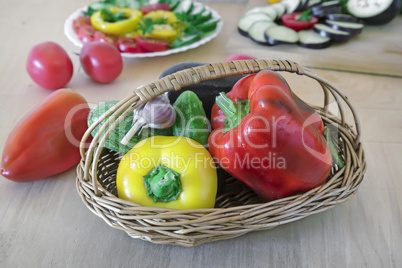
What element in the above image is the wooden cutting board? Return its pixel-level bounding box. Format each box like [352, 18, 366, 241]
[226, 0, 402, 77]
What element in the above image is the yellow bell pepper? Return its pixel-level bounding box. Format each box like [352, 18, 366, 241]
[91, 7, 142, 35]
[144, 10, 178, 24]
[116, 136, 218, 210]
[147, 24, 178, 41]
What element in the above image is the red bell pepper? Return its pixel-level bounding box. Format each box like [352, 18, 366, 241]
[1, 89, 90, 182]
[211, 72, 324, 134]
[208, 70, 332, 201]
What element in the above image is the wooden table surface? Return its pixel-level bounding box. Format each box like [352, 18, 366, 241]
[0, 0, 401, 267]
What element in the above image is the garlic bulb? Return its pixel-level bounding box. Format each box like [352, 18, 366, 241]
[121, 95, 176, 145]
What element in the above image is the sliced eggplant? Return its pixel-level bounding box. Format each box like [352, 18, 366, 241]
[264, 25, 299, 45]
[298, 29, 331, 49]
[347, 0, 401, 25]
[245, 6, 278, 20]
[314, 23, 351, 42]
[326, 13, 361, 23]
[271, 3, 287, 20]
[249, 20, 278, 45]
[305, 0, 323, 9]
[312, 0, 342, 18]
[297, 0, 310, 11]
[160, 62, 246, 119]
[237, 13, 273, 37]
[281, 0, 302, 14]
[325, 20, 364, 35]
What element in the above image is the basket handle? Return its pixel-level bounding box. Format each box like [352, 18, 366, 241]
[83, 59, 362, 196]
[134, 59, 361, 144]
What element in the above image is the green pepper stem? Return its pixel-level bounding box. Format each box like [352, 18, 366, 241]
[215, 92, 250, 133]
[325, 127, 345, 169]
[143, 164, 182, 203]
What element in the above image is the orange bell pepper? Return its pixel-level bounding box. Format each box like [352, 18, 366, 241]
[1, 89, 90, 182]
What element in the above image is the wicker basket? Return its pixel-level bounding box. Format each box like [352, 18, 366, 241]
[76, 59, 366, 247]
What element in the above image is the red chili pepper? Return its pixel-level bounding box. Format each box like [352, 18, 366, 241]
[1, 89, 90, 182]
[208, 70, 332, 200]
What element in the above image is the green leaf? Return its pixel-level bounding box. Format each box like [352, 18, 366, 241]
[297, 9, 312, 22]
[138, 17, 154, 35]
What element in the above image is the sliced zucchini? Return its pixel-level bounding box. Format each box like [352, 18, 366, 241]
[314, 23, 351, 42]
[237, 13, 273, 37]
[325, 20, 364, 35]
[298, 29, 331, 49]
[264, 25, 299, 45]
[249, 20, 278, 45]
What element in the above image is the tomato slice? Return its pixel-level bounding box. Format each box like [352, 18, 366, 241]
[281, 13, 318, 32]
[140, 3, 171, 14]
[117, 37, 145, 53]
[94, 31, 118, 46]
[78, 25, 96, 43]
[135, 36, 169, 52]
[73, 16, 92, 34]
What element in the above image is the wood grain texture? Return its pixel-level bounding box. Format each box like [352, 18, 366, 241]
[0, 0, 401, 267]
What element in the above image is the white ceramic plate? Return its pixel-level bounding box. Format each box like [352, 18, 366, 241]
[64, 2, 223, 58]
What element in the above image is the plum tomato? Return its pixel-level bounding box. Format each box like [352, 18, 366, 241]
[94, 31, 118, 46]
[78, 25, 96, 43]
[135, 36, 169, 52]
[79, 41, 123, 83]
[26, 41, 73, 90]
[117, 37, 144, 53]
[73, 16, 92, 34]
[140, 3, 171, 14]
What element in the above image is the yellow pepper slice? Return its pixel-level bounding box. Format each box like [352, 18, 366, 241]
[91, 7, 142, 35]
[116, 136, 218, 210]
[144, 10, 178, 24]
[147, 24, 178, 41]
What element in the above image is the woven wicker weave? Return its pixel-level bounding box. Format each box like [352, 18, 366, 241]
[76, 59, 366, 247]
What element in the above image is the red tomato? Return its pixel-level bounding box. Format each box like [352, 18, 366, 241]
[135, 36, 169, 52]
[26, 41, 73, 90]
[281, 13, 318, 32]
[78, 25, 96, 43]
[117, 37, 144, 53]
[73, 16, 92, 34]
[140, 3, 171, 14]
[94, 31, 118, 46]
[79, 41, 123, 83]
